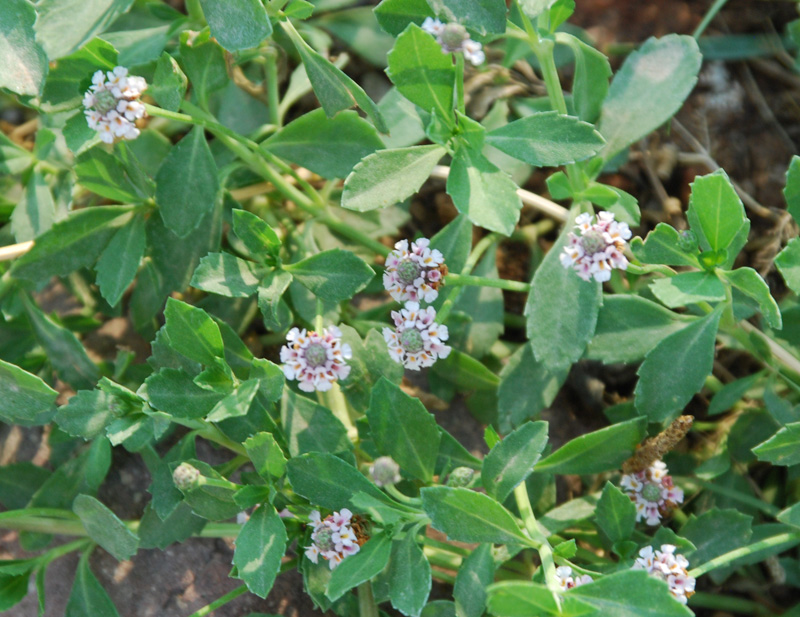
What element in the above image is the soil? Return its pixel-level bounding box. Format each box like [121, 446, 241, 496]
[3, 0, 800, 615]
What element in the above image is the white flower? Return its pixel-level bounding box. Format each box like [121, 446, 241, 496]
[306, 509, 362, 570]
[633, 544, 696, 605]
[560, 212, 631, 282]
[280, 326, 352, 393]
[383, 238, 446, 304]
[421, 18, 485, 66]
[83, 66, 147, 144]
[383, 302, 451, 370]
[555, 565, 593, 590]
[620, 460, 683, 526]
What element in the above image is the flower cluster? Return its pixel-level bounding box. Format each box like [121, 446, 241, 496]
[422, 17, 485, 66]
[633, 544, 696, 605]
[620, 460, 684, 526]
[305, 509, 360, 570]
[280, 326, 352, 392]
[560, 212, 631, 282]
[83, 66, 147, 144]
[383, 302, 451, 370]
[555, 566, 593, 591]
[383, 238, 446, 304]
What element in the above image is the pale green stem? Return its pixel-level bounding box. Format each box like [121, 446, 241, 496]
[187, 585, 249, 617]
[185, 0, 204, 22]
[455, 53, 466, 116]
[688, 532, 800, 578]
[385, 484, 422, 506]
[319, 383, 358, 442]
[437, 233, 501, 323]
[265, 48, 281, 128]
[446, 272, 530, 292]
[358, 582, 379, 617]
[693, 0, 730, 38]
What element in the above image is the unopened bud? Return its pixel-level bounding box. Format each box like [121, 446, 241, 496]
[370, 456, 401, 487]
[446, 467, 475, 488]
[173, 463, 201, 491]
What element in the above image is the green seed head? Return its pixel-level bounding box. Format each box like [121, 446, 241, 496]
[642, 483, 661, 503]
[94, 89, 118, 114]
[397, 259, 422, 285]
[399, 328, 424, 353]
[315, 527, 336, 552]
[441, 24, 468, 51]
[173, 463, 201, 491]
[304, 342, 328, 368]
[580, 229, 606, 255]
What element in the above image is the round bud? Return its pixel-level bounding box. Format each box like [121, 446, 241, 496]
[173, 462, 201, 491]
[446, 467, 475, 488]
[370, 456, 401, 487]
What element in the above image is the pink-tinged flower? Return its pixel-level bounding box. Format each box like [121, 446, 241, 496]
[560, 212, 631, 283]
[620, 460, 683, 526]
[383, 238, 447, 304]
[555, 565, 593, 590]
[383, 302, 451, 370]
[305, 509, 362, 570]
[633, 544, 696, 605]
[421, 17, 485, 66]
[280, 326, 352, 393]
[83, 66, 147, 144]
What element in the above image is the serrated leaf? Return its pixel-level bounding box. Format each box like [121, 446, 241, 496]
[206, 378, 260, 422]
[650, 271, 726, 308]
[233, 505, 287, 598]
[285, 248, 374, 303]
[75, 149, 145, 204]
[244, 432, 287, 480]
[191, 252, 267, 298]
[558, 32, 611, 123]
[163, 298, 224, 365]
[145, 368, 224, 419]
[686, 169, 747, 257]
[595, 482, 636, 543]
[630, 222, 700, 267]
[55, 389, 124, 440]
[0, 358, 57, 427]
[95, 214, 146, 307]
[569, 570, 693, 617]
[232, 209, 281, 260]
[718, 267, 782, 329]
[150, 52, 187, 112]
[199, 0, 272, 52]
[753, 422, 800, 466]
[73, 494, 139, 561]
[482, 421, 548, 503]
[281, 388, 351, 456]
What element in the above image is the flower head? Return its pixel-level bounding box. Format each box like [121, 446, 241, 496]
[620, 460, 683, 526]
[421, 17, 485, 66]
[560, 212, 631, 282]
[172, 463, 201, 491]
[555, 566, 593, 591]
[383, 302, 451, 370]
[305, 509, 362, 570]
[370, 456, 401, 487]
[633, 544, 696, 605]
[280, 326, 352, 392]
[383, 238, 447, 304]
[83, 66, 147, 144]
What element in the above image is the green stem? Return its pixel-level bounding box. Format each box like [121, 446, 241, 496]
[446, 272, 530, 293]
[187, 585, 249, 617]
[265, 48, 282, 127]
[358, 582, 379, 617]
[422, 536, 472, 557]
[385, 484, 422, 507]
[689, 591, 776, 616]
[513, 482, 560, 604]
[196, 424, 248, 456]
[185, 0, 204, 22]
[319, 383, 358, 442]
[688, 532, 800, 578]
[693, 0, 729, 38]
[36, 539, 93, 567]
[676, 476, 781, 518]
[455, 53, 466, 116]
[320, 214, 391, 257]
[437, 233, 501, 323]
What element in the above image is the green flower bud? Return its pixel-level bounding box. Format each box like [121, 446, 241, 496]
[446, 467, 475, 488]
[173, 463, 202, 491]
[370, 456, 401, 487]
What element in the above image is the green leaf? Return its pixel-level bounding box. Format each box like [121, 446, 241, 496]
[784, 155, 800, 225]
[681, 508, 752, 566]
[232, 209, 281, 261]
[287, 452, 389, 511]
[0, 0, 48, 96]
[497, 344, 566, 434]
[12, 206, 135, 283]
[569, 570, 693, 617]
[327, 533, 392, 601]
[145, 368, 223, 419]
[341, 144, 447, 212]
[264, 109, 384, 180]
[430, 214, 472, 273]
[285, 248, 374, 303]
[708, 372, 763, 416]
[73, 494, 139, 561]
[482, 421, 548, 503]
[178, 460, 240, 521]
[558, 33, 611, 123]
[151, 52, 188, 112]
[0, 131, 34, 174]
[55, 389, 123, 440]
[65, 557, 120, 617]
[0, 572, 30, 611]
[454, 544, 494, 617]
[388, 532, 431, 617]
[374, 0, 434, 36]
[428, 0, 507, 35]
[753, 422, 800, 466]
[179, 35, 227, 108]
[630, 222, 700, 267]
[244, 432, 287, 480]
[258, 270, 293, 331]
[191, 252, 267, 298]
[75, 149, 145, 204]
[686, 169, 748, 257]
[0, 463, 50, 510]
[386, 24, 455, 122]
[163, 298, 225, 366]
[282, 22, 387, 133]
[281, 388, 351, 456]
[536, 417, 647, 475]
[596, 482, 636, 544]
[598, 34, 702, 161]
[0, 358, 57, 427]
[487, 580, 590, 616]
[587, 295, 694, 364]
[367, 378, 441, 482]
[206, 378, 260, 422]
[447, 145, 522, 236]
[485, 112, 605, 167]
[421, 487, 532, 546]
[526, 220, 602, 370]
[95, 214, 146, 307]
[40, 38, 117, 112]
[430, 349, 499, 392]
[775, 237, 800, 295]
[156, 127, 219, 238]
[718, 267, 782, 329]
[650, 271, 726, 308]
[233, 505, 287, 598]
[199, 0, 272, 51]
[35, 0, 134, 60]
[634, 307, 722, 423]
[11, 169, 55, 243]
